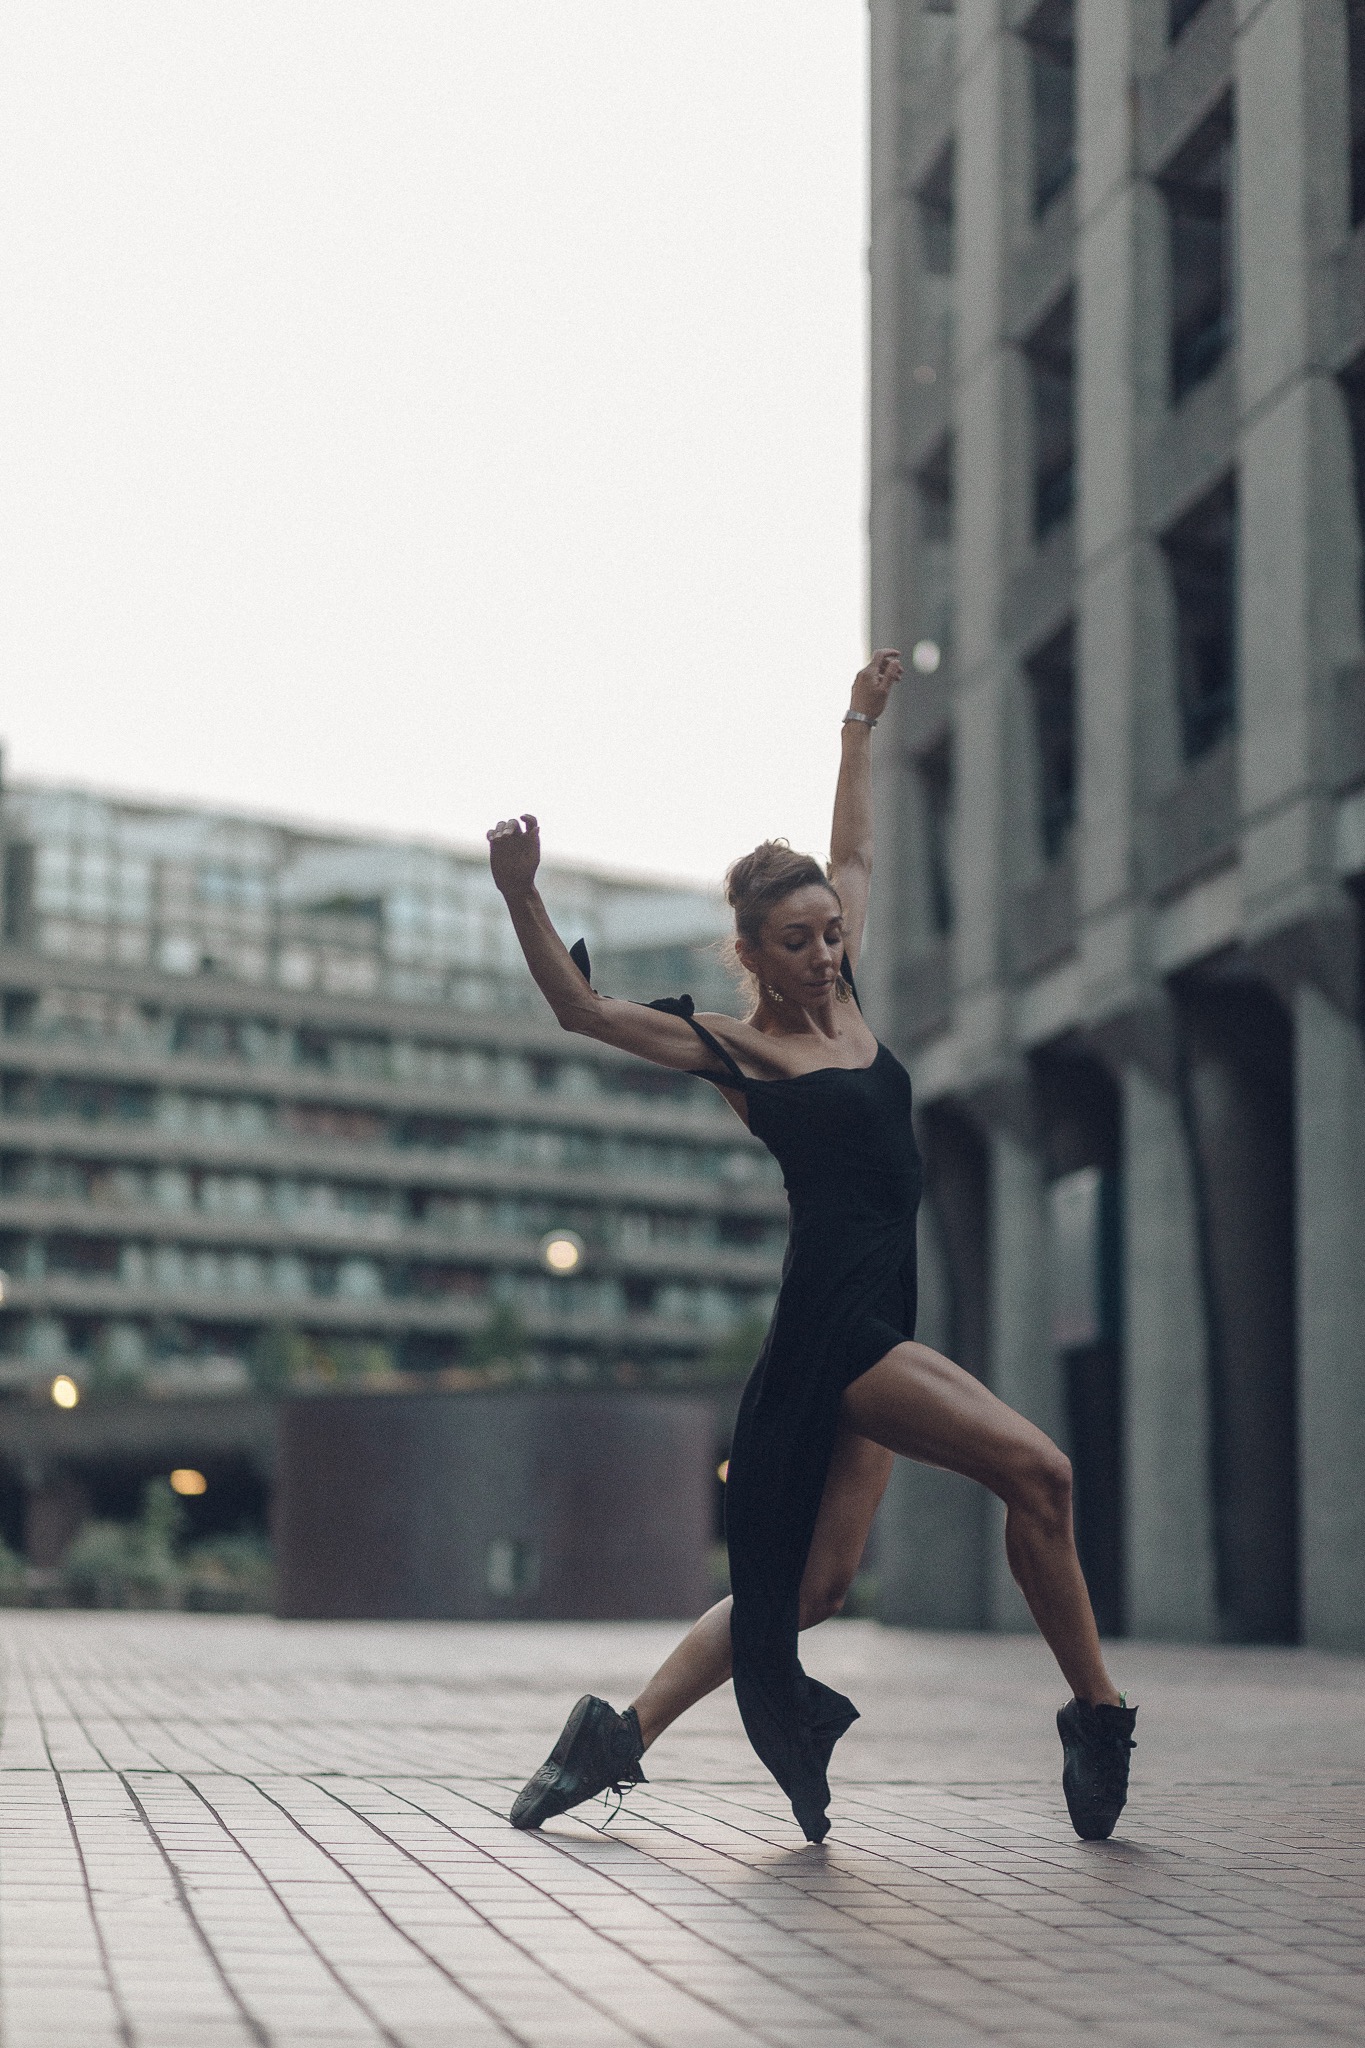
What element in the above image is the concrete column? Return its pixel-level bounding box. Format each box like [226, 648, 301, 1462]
[984, 1117, 1060, 1630]
[950, 12, 1014, 1064]
[1120, 1062, 1218, 1639]
[1236, 0, 1358, 941]
[866, 0, 929, 1030]
[1295, 979, 1365, 1651]
[1074, 0, 1168, 1016]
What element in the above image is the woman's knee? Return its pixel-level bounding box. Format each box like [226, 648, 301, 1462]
[1006, 1441, 1073, 1535]
[798, 1569, 854, 1629]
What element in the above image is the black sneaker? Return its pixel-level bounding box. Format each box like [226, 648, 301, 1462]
[1056, 1698, 1137, 1841]
[509, 1696, 647, 1830]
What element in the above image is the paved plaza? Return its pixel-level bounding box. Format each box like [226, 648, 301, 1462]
[1, 1613, 1363, 2046]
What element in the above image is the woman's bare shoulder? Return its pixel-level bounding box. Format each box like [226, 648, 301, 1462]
[690, 1010, 787, 1075]
[693, 1008, 879, 1079]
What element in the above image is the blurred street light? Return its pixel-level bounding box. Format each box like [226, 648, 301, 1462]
[539, 1230, 585, 1276]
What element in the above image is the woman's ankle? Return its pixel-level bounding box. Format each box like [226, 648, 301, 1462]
[630, 1697, 664, 1750]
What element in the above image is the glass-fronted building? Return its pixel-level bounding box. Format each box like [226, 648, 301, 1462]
[0, 779, 784, 1397]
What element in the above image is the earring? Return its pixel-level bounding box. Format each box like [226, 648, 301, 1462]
[763, 983, 786, 1008]
[834, 979, 851, 1005]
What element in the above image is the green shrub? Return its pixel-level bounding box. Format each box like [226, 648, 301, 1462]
[181, 1532, 274, 1613]
[465, 1303, 529, 1374]
[248, 1324, 313, 1394]
[60, 1479, 183, 1609]
[0, 1533, 28, 1608]
[329, 1341, 397, 1386]
[87, 1323, 149, 1399]
[58, 1480, 274, 1614]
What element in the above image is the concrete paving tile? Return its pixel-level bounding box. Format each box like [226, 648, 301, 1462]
[2, 1614, 1365, 2047]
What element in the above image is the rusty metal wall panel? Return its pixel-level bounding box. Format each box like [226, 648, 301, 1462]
[273, 1389, 714, 1621]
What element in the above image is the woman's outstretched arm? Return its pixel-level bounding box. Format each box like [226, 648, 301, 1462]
[487, 813, 765, 1076]
[828, 650, 901, 968]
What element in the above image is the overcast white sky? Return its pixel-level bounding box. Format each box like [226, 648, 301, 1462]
[0, 2, 868, 886]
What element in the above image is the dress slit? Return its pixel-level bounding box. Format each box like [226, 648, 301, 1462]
[571, 941, 923, 1840]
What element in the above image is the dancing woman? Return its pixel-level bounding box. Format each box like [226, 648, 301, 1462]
[487, 651, 1136, 1845]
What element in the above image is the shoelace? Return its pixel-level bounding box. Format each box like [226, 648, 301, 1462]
[1085, 1732, 1136, 1796]
[598, 1778, 640, 1829]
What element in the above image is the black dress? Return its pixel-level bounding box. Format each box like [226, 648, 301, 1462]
[574, 943, 923, 1842]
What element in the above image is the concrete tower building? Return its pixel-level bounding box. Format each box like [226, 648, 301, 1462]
[868, 0, 1365, 1649]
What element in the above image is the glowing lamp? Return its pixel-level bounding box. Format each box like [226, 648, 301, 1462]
[169, 1469, 208, 1497]
[911, 639, 942, 675]
[50, 1375, 80, 1409]
[539, 1229, 584, 1276]
[716, 1459, 730, 1483]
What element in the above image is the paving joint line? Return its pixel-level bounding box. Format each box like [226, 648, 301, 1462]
[385, 1773, 1011, 2045]
[117, 1770, 270, 2048]
[306, 1772, 757, 2048]
[212, 1771, 538, 2048]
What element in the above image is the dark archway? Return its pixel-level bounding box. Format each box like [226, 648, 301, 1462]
[918, 1097, 991, 1381]
[1176, 974, 1298, 1643]
[1033, 1047, 1125, 1637]
[878, 1099, 990, 1628]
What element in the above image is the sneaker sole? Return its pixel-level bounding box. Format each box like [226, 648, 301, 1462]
[509, 1695, 598, 1830]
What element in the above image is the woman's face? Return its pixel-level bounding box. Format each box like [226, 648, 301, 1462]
[737, 883, 845, 1007]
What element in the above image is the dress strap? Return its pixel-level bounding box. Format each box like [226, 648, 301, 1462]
[570, 939, 750, 1090]
[646, 994, 750, 1089]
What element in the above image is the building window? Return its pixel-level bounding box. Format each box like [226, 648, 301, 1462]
[1350, 2, 1365, 226]
[917, 739, 955, 938]
[2, 842, 35, 944]
[1025, 623, 1077, 862]
[1022, 0, 1075, 216]
[1026, 292, 1075, 539]
[1161, 103, 1234, 402]
[1169, 0, 1210, 38]
[1162, 476, 1237, 762]
[914, 436, 954, 658]
[917, 142, 954, 277]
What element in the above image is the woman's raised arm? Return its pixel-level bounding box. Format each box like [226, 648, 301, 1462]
[828, 650, 901, 969]
[487, 814, 757, 1077]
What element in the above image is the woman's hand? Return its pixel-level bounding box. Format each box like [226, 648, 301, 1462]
[487, 813, 541, 898]
[849, 649, 902, 722]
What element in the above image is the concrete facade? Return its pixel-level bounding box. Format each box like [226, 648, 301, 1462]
[0, 781, 784, 1557]
[870, 0, 1365, 1646]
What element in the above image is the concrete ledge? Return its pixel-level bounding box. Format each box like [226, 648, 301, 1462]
[1152, 865, 1243, 974]
[1337, 784, 1365, 879]
[1136, 0, 1233, 180]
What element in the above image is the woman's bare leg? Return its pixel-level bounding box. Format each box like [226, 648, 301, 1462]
[841, 1341, 1120, 1707]
[630, 1429, 894, 1748]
